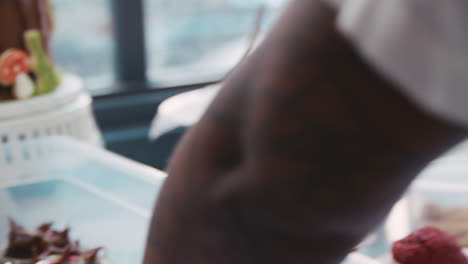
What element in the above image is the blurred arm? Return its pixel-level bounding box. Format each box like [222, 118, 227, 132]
[143, 1, 467, 263]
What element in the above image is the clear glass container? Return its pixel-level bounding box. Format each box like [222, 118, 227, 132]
[408, 154, 468, 247]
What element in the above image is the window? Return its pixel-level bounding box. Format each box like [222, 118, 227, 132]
[52, 0, 115, 90]
[145, 0, 287, 85]
[51, 0, 287, 92]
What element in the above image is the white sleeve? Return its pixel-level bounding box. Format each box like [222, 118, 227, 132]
[327, 0, 468, 127]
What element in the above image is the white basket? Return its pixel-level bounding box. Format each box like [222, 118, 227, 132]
[0, 75, 102, 146]
[0, 136, 166, 264]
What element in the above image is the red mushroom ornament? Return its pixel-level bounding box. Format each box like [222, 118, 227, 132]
[0, 49, 32, 85]
[0, 49, 35, 99]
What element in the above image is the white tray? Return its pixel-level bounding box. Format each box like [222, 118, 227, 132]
[0, 136, 166, 264]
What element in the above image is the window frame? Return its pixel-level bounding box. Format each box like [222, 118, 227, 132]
[112, 0, 146, 84]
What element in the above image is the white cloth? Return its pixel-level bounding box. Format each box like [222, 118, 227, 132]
[149, 84, 222, 140]
[325, 0, 468, 126]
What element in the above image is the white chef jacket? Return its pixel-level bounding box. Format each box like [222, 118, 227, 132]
[324, 0, 468, 126]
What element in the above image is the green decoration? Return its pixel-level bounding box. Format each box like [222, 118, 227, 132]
[24, 30, 62, 95]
